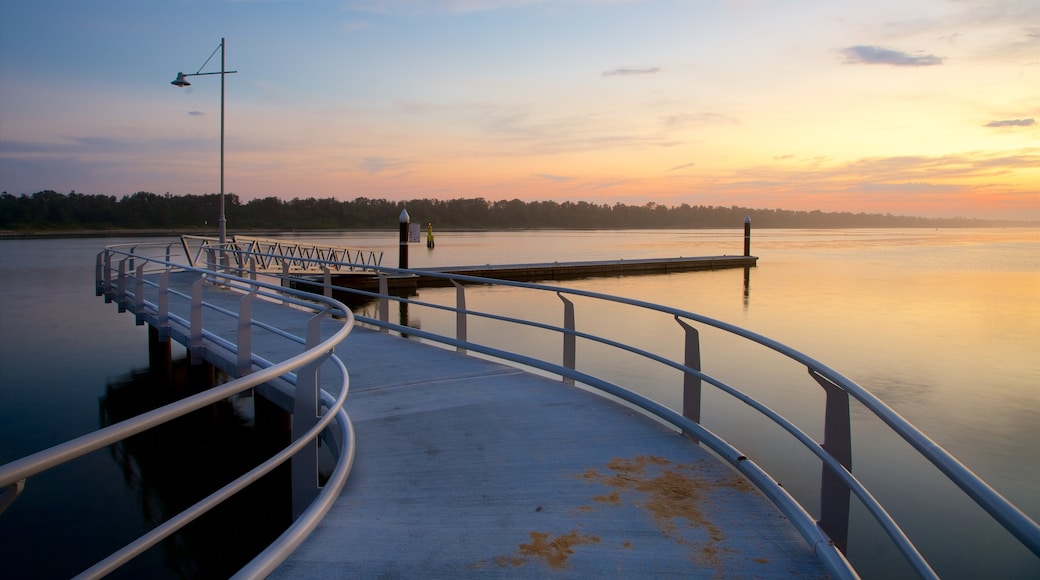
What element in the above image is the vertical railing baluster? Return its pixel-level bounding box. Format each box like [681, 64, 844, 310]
[452, 280, 467, 354]
[158, 270, 170, 339]
[134, 264, 145, 325]
[291, 309, 328, 518]
[811, 369, 853, 553]
[103, 252, 113, 302]
[190, 278, 204, 365]
[281, 262, 291, 304]
[238, 290, 257, 375]
[117, 258, 129, 313]
[378, 274, 389, 333]
[323, 266, 332, 298]
[676, 318, 702, 433]
[558, 293, 575, 385]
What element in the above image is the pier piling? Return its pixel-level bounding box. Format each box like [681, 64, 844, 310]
[398, 209, 410, 269]
[744, 215, 752, 257]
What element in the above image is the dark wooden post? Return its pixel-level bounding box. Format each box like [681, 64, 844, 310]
[399, 209, 410, 269]
[743, 214, 752, 257]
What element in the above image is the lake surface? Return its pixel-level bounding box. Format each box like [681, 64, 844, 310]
[1, 228, 1037, 578]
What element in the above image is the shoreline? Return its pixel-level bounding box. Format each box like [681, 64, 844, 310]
[3, 223, 1037, 240]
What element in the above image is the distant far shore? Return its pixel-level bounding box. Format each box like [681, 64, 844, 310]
[2, 223, 1037, 240]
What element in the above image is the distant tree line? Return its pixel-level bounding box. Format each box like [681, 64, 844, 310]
[0, 190, 1022, 232]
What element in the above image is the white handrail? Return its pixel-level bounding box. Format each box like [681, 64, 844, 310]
[0, 245, 357, 578]
[278, 257, 1039, 577]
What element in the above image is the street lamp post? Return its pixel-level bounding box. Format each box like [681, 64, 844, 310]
[171, 37, 237, 251]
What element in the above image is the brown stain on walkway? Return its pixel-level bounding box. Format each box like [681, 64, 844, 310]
[489, 454, 756, 571]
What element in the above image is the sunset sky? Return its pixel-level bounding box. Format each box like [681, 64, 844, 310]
[1, 0, 1037, 220]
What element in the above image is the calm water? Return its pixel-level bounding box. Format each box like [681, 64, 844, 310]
[1, 228, 1037, 578]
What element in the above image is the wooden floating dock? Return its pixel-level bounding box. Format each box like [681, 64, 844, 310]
[330, 255, 757, 292]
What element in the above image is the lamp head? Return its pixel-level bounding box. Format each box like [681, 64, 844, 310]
[171, 72, 191, 87]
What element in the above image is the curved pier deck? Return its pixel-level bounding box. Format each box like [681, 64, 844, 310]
[273, 328, 828, 578]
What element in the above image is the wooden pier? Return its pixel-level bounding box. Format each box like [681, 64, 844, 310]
[328, 255, 757, 292]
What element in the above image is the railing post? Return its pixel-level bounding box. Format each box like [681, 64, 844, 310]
[238, 290, 257, 375]
[323, 266, 332, 298]
[248, 256, 257, 283]
[282, 262, 291, 305]
[134, 264, 146, 326]
[206, 248, 215, 272]
[675, 318, 702, 429]
[117, 258, 129, 312]
[452, 281, 467, 354]
[811, 369, 853, 553]
[158, 270, 170, 339]
[292, 309, 328, 518]
[378, 274, 390, 333]
[103, 251, 113, 302]
[558, 293, 575, 385]
[190, 278, 204, 365]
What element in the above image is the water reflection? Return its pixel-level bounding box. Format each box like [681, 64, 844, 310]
[98, 359, 290, 578]
[743, 265, 751, 306]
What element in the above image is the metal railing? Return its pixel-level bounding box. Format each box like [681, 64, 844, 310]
[5, 241, 1037, 578]
[0, 242, 357, 579]
[182, 234, 383, 274]
[262, 253, 1038, 579]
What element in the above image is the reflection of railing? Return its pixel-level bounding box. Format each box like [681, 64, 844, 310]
[182, 234, 382, 274]
[280, 258, 1038, 579]
[0, 242, 356, 578]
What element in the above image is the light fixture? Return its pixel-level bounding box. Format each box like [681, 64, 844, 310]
[170, 72, 191, 87]
[170, 38, 238, 256]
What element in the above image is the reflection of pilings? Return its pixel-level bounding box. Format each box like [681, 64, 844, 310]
[98, 360, 291, 577]
[743, 266, 751, 304]
[148, 326, 171, 382]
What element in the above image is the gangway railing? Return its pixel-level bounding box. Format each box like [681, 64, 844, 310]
[0, 242, 357, 579]
[181, 234, 383, 274]
[261, 252, 1039, 580]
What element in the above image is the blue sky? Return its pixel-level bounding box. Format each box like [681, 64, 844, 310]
[1, 0, 1037, 219]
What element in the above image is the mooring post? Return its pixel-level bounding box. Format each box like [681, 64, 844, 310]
[399, 209, 410, 269]
[744, 214, 752, 257]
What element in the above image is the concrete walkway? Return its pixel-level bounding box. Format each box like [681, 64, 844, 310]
[273, 327, 829, 578]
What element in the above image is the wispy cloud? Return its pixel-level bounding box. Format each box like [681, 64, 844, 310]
[603, 67, 660, 77]
[188, 111, 205, 116]
[535, 173, 573, 183]
[668, 162, 696, 172]
[476, 109, 680, 156]
[659, 112, 737, 129]
[841, 45, 944, 67]
[361, 156, 412, 174]
[984, 118, 1036, 128]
